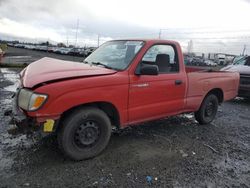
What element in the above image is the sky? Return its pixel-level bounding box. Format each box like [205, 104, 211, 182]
[0, 0, 250, 54]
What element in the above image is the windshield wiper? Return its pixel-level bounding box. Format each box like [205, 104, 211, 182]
[83, 60, 88, 64]
[91, 62, 113, 69]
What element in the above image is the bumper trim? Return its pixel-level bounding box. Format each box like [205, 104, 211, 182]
[11, 92, 27, 126]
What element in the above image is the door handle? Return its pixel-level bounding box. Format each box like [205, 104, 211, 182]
[175, 80, 182, 85]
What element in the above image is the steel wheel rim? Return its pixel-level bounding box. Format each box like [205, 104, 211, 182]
[74, 120, 100, 148]
[205, 101, 216, 117]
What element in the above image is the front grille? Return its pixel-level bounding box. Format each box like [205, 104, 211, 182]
[240, 74, 250, 85]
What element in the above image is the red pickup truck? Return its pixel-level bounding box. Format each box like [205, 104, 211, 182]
[12, 39, 239, 160]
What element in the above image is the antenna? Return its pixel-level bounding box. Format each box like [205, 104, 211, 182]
[242, 44, 246, 55]
[159, 29, 162, 39]
[75, 18, 79, 47]
[159, 29, 167, 39]
[97, 34, 100, 47]
[66, 30, 69, 47]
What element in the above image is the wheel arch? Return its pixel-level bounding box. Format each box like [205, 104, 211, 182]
[59, 101, 121, 130]
[205, 88, 224, 104]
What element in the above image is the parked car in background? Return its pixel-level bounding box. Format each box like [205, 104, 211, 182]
[14, 44, 25, 48]
[204, 60, 217, 67]
[47, 46, 57, 53]
[8, 42, 98, 58]
[221, 56, 250, 99]
[60, 48, 73, 55]
[190, 57, 205, 66]
[79, 49, 88, 57]
[85, 47, 97, 56]
[34, 45, 48, 51]
[68, 48, 83, 56]
[216, 54, 226, 65]
[51, 47, 60, 53]
[0, 48, 4, 61]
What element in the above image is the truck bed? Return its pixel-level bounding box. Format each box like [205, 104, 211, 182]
[185, 66, 217, 73]
[184, 67, 239, 111]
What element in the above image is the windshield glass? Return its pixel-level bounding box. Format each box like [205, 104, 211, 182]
[233, 56, 247, 65]
[84, 40, 144, 70]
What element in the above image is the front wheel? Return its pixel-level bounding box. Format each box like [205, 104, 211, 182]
[58, 107, 111, 160]
[195, 94, 219, 125]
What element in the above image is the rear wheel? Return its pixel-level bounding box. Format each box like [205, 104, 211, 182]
[58, 107, 111, 160]
[195, 94, 218, 125]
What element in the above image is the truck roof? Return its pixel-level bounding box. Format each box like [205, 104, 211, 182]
[110, 39, 180, 45]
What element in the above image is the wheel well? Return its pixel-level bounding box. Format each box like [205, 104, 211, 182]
[60, 102, 120, 129]
[206, 88, 224, 103]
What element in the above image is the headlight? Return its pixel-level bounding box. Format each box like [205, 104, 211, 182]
[18, 89, 48, 111]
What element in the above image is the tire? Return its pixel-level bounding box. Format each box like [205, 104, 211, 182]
[58, 107, 111, 160]
[194, 94, 219, 125]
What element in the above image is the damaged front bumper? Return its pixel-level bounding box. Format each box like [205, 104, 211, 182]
[6, 93, 59, 137]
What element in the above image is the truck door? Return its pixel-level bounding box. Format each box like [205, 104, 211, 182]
[128, 44, 186, 123]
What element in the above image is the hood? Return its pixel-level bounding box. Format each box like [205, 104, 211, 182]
[21, 57, 117, 88]
[220, 64, 250, 75]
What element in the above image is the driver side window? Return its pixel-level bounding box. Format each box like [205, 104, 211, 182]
[142, 44, 179, 73]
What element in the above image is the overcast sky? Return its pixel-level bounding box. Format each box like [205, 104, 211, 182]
[0, 0, 250, 54]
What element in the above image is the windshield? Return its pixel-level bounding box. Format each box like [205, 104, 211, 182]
[84, 40, 144, 70]
[233, 56, 247, 65]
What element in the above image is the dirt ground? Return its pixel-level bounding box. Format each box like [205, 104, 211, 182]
[0, 49, 250, 187]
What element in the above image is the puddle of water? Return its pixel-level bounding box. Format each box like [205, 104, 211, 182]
[1, 68, 19, 92]
[1, 98, 12, 106]
[0, 133, 31, 147]
[0, 68, 27, 178]
[6, 56, 32, 59]
[234, 97, 244, 101]
[182, 113, 194, 119]
[4, 84, 18, 93]
[0, 133, 34, 178]
[215, 154, 250, 185]
[0, 150, 14, 178]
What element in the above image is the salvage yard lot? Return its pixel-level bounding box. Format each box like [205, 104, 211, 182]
[2, 47, 83, 66]
[0, 50, 250, 187]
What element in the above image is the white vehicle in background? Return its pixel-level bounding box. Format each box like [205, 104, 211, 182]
[24, 45, 36, 50]
[204, 59, 217, 66]
[47, 46, 58, 53]
[81, 47, 97, 57]
[56, 48, 72, 55]
[34, 45, 47, 51]
[216, 54, 226, 65]
[14, 44, 25, 48]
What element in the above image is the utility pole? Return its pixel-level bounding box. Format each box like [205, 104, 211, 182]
[75, 18, 79, 47]
[159, 29, 162, 39]
[66, 30, 69, 47]
[187, 40, 193, 54]
[159, 29, 167, 39]
[97, 34, 100, 47]
[242, 44, 246, 55]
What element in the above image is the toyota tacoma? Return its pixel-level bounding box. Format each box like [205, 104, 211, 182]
[11, 39, 239, 160]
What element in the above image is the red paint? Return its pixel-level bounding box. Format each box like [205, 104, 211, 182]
[21, 39, 239, 127]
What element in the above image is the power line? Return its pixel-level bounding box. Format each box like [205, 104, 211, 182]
[158, 29, 250, 35]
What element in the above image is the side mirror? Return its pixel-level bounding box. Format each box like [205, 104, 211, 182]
[136, 64, 159, 75]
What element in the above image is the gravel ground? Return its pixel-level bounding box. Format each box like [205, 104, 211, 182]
[0, 57, 249, 187]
